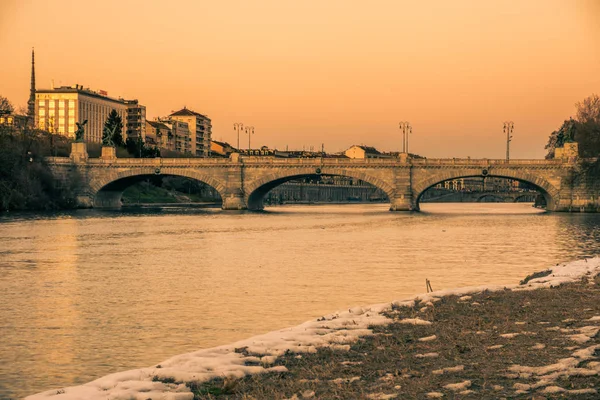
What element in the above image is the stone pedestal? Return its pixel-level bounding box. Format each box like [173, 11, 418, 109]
[70, 142, 88, 163]
[101, 146, 117, 160]
[554, 142, 579, 163]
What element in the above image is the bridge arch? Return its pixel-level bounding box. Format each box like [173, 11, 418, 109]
[412, 169, 560, 211]
[514, 193, 538, 203]
[90, 167, 228, 208]
[476, 194, 506, 203]
[244, 167, 396, 210]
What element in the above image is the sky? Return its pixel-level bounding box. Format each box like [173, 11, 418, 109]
[1, 0, 599, 158]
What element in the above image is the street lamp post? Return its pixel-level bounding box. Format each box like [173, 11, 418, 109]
[245, 126, 254, 152]
[399, 121, 412, 154]
[503, 121, 514, 161]
[233, 122, 244, 150]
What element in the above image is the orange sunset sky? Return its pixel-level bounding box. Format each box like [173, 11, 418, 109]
[1, 0, 599, 158]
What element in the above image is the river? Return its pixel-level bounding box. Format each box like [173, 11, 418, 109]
[1, 203, 600, 399]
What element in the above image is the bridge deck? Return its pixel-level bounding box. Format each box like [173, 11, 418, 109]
[45, 156, 566, 167]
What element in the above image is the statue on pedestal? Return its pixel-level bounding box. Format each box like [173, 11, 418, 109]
[102, 125, 116, 147]
[564, 117, 577, 143]
[75, 120, 88, 142]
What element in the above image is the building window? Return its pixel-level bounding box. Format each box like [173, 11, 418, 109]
[59, 101, 65, 109]
[39, 109, 45, 116]
[38, 100, 45, 106]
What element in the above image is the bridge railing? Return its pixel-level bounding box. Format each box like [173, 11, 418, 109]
[45, 155, 567, 167]
[410, 158, 564, 166]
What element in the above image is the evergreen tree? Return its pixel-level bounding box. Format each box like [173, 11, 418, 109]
[0, 95, 14, 115]
[103, 110, 124, 147]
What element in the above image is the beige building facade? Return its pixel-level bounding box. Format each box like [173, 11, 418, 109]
[169, 107, 211, 157]
[344, 145, 390, 159]
[146, 119, 192, 154]
[35, 86, 141, 143]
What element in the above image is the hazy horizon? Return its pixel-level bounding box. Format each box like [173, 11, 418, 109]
[1, 0, 599, 158]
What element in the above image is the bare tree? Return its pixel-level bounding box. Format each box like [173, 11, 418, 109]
[576, 94, 600, 124]
[0, 95, 14, 115]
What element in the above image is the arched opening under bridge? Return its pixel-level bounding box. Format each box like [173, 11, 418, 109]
[246, 173, 391, 211]
[93, 174, 223, 209]
[415, 175, 555, 211]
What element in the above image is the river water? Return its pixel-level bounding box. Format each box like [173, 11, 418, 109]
[1, 203, 600, 399]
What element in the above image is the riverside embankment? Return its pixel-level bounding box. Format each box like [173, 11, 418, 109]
[25, 258, 600, 399]
[3, 203, 600, 399]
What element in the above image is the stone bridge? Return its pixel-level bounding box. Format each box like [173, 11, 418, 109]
[47, 148, 600, 212]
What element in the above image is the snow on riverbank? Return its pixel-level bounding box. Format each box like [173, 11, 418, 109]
[26, 257, 600, 400]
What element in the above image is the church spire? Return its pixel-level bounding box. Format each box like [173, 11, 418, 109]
[27, 48, 36, 120]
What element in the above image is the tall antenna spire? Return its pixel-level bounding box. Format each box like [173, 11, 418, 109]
[27, 48, 36, 121]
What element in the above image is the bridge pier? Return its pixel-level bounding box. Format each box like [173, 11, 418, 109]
[222, 194, 247, 210]
[94, 190, 123, 209]
[389, 196, 417, 211]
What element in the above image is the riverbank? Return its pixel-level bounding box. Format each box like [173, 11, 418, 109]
[25, 257, 600, 400]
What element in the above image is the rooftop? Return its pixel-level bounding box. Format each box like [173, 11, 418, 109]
[36, 85, 138, 105]
[169, 107, 210, 120]
[348, 145, 381, 154]
[147, 120, 170, 130]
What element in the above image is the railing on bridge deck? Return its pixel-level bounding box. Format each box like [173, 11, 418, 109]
[45, 155, 567, 167]
[410, 158, 564, 166]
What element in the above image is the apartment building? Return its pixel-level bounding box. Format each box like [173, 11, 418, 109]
[35, 85, 143, 143]
[169, 107, 211, 157]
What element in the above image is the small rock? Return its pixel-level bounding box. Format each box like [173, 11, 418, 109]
[541, 386, 565, 394]
[415, 352, 439, 358]
[425, 392, 444, 398]
[418, 335, 437, 342]
[568, 388, 597, 394]
[444, 380, 471, 391]
[487, 345, 504, 350]
[400, 318, 432, 325]
[301, 390, 315, 399]
[367, 393, 396, 400]
[513, 383, 531, 391]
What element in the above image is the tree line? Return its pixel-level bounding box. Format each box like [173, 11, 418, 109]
[0, 96, 79, 210]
